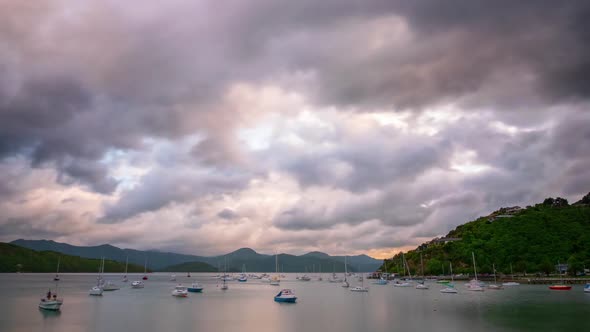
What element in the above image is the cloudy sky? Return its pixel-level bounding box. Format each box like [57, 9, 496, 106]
[1, 0, 589, 258]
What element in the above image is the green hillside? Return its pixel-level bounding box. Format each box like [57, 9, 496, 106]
[158, 261, 218, 272]
[0, 243, 147, 273]
[381, 194, 590, 277]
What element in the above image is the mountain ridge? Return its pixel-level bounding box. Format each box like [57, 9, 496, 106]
[10, 239, 382, 272]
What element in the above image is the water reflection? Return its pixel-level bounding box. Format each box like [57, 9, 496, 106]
[39, 308, 61, 319]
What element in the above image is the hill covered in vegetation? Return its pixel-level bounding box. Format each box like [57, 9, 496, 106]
[0, 243, 146, 273]
[381, 193, 590, 277]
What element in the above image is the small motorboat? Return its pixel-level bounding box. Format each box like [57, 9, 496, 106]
[300, 275, 311, 281]
[584, 284, 590, 293]
[502, 282, 520, 286]
[415, 282, 429, 290]
[393, 281, 411, 287]
[488, 284, 503, 290]
[53, 275, 60, 281]
[549, 285, 572, 291]
[440, 285, 458, 294]
[142, 275, 148, 280]
[102, 281, 120, 291]
[374, 278, 388, 285]
[350, 286, 368, 292]
[187, 272, 191, 278]
[170, 275, 177, 281]
[188, 283, 203, 292]
[89, 286, 103, 296]
[238, 275, 247, 282]
[172, 285, 188, 297]
[39, 290, 63, 311]
[131, 280, 145, 288]
[274, 289, 297, 303]
[122, 275, 128, 283]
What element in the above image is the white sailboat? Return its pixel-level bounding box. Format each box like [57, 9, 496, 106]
[440, 262, 458, 294]
[40, 261, 63, 311]
[415, 253, 429, 290]
[393, 253, 411, 287]
[270, 252, 280, 286]
[342, 256, 350, 288]
[221, 257, 228, 290]
[89, 257, 104, 296]
[466, 252, 484, 291]
[488, 263, 503, 290]
[350, 268, 368, 292]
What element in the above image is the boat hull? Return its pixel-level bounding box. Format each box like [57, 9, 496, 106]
[549, 285, 572, 290]
[440, 287, 458, 294]
[274, 297, 297, 303]
[39, 300, 63, 311]
[187, 288, 203, 293]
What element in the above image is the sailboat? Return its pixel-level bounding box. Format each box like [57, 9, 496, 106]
[53, 257, 61, 281]
[342, 256, 350, 288]
[142, 257, 148, 280]
[502, 263, 520, 286]
[238, 264, 248, 282]
[221, 257, 229, 290]
[549, 260, 572, 290]
[122, 256, 128, 282]
[488, 264, 503, 290]
[466, 252, 484, 291]
[440, 262, 458, 294]
[415, 253, 429, 289]
[89, 257, 104, 296]
[39, 280, 63, 311]
[270, 252, 280, 286]
[393, 253, 411, 287]
[350, 268, 368, 292]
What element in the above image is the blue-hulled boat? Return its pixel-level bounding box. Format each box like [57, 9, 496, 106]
[584, 284, 590, 293]
[274, 289, 297, 303]
[188, 283, 203, 293]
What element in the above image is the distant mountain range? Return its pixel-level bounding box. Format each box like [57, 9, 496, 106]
[0, 243, 145, 273]
[10, 239, 383, 272]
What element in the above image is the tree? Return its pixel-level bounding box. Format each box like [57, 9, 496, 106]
[567, 255, 583, 276]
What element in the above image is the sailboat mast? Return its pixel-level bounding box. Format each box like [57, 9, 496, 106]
[420, 253, 424, 278]
[344, 256, 347, 281]
[125, 256, 128, 274]
[472, 252, 478, 281]
[493, 263, 497, 284]
[56, 257, 60, 274]
[450, 262, 454, 282]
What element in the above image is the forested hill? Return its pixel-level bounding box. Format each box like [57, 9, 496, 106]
[0, 243, 146, 273]
[381, 193, 590, 276]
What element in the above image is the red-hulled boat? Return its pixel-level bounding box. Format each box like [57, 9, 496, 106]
[549, 285, 571, 290]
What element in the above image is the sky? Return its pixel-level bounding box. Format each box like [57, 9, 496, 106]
[1, 0, 589, 258]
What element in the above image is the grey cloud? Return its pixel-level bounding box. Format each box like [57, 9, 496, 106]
[217, 208, 239, 220]
[101, 168, 250, 223]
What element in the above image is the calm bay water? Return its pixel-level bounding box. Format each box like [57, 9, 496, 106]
[1, 273, 589, 332]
